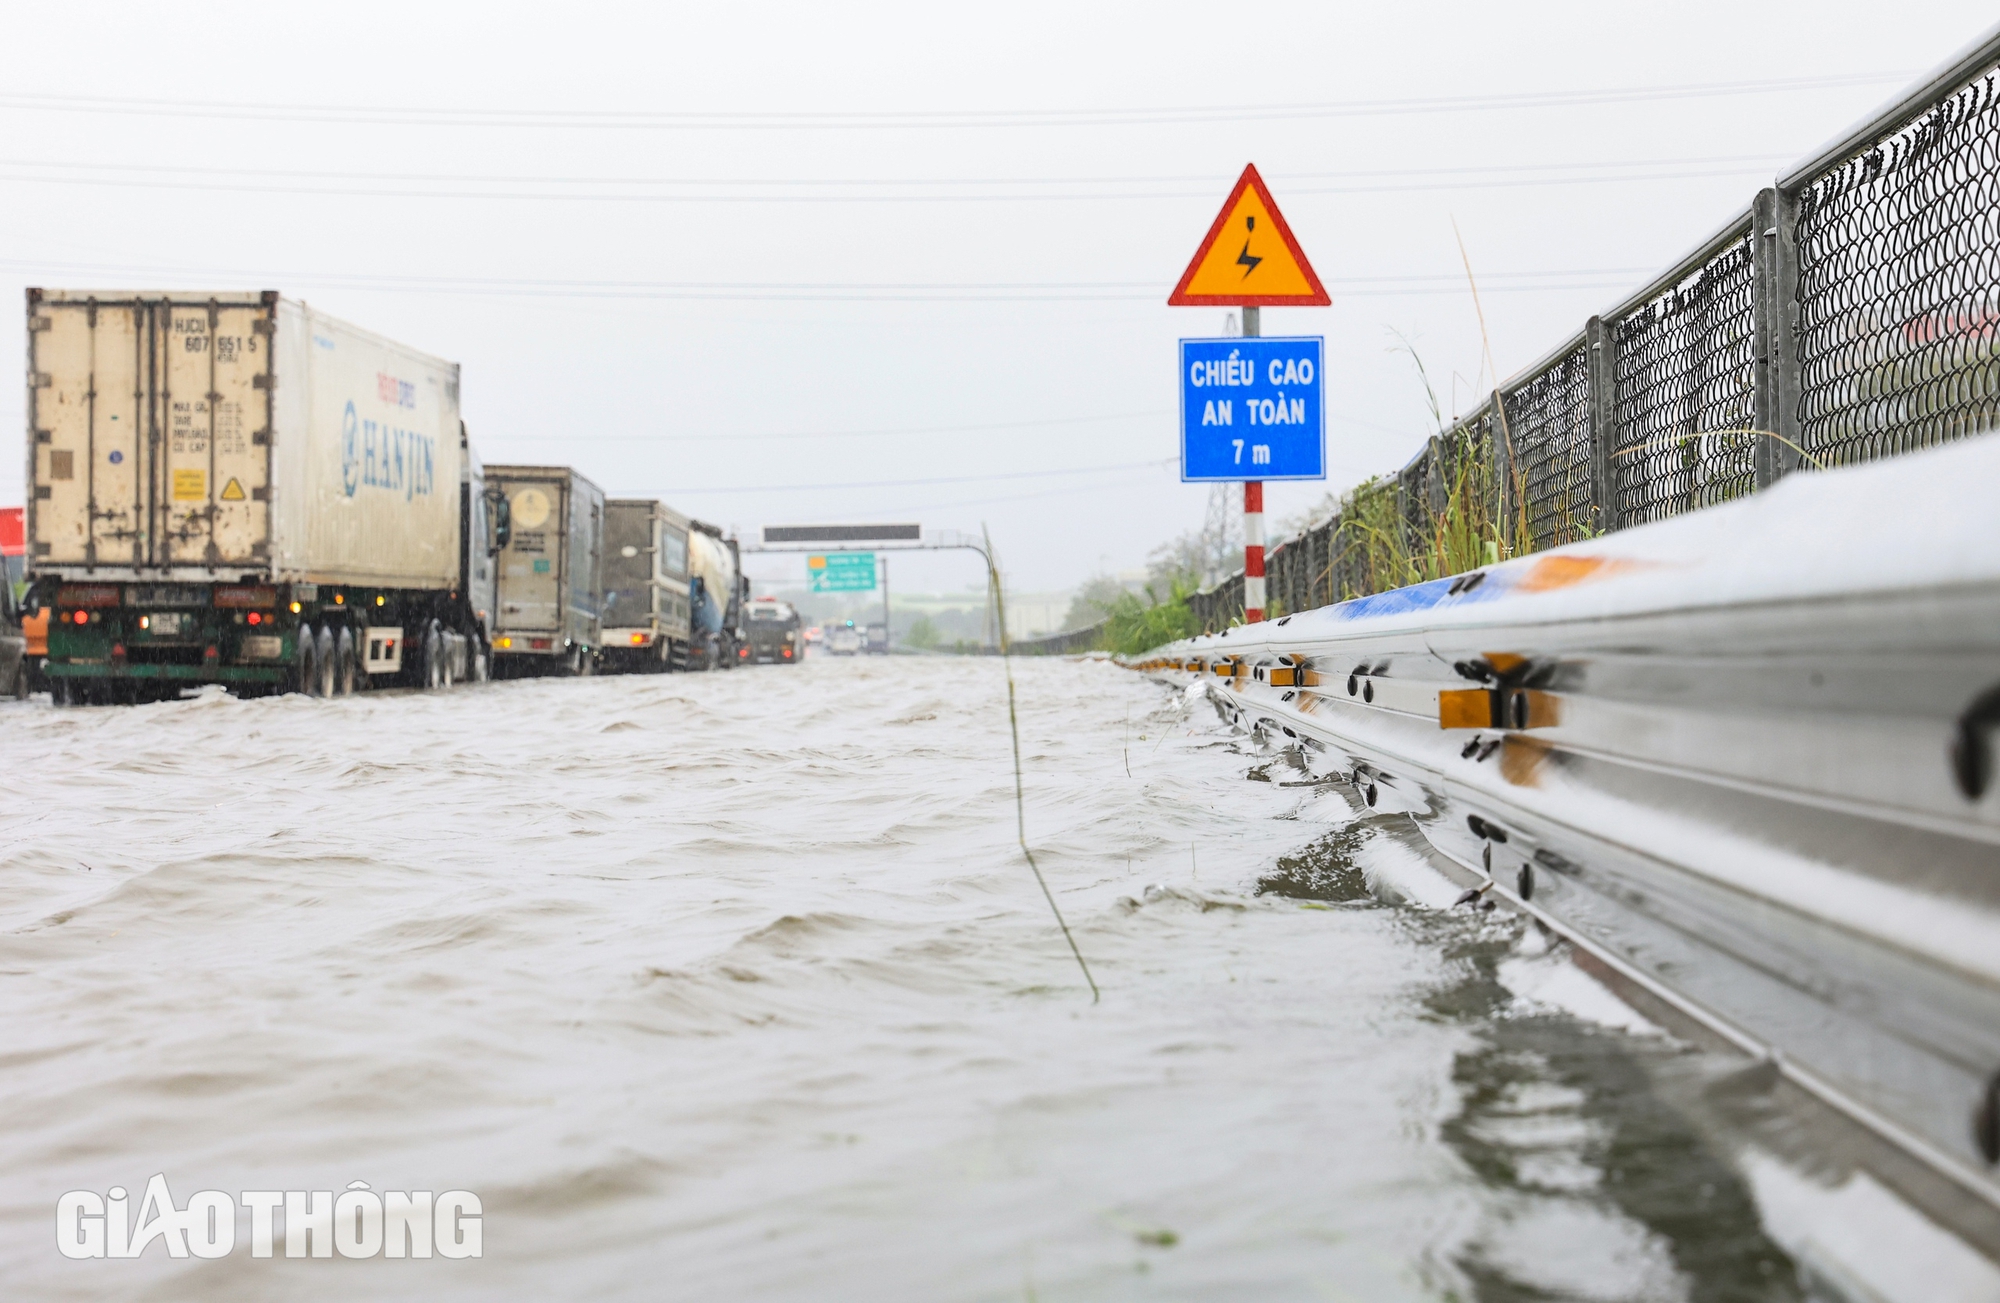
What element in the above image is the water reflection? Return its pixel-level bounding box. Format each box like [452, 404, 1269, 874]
[1260, 823, 1803, 1301]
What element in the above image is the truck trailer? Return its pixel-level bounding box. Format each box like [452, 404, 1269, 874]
[487, 464, 604, 676]
[24, 290, 498, 704]
[601, 498, 692, 672]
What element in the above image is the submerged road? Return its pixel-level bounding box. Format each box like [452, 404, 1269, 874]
[0, 657, 1942, 1299]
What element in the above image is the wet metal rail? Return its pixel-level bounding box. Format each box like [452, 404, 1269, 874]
[1131, 434, 2000, 1230]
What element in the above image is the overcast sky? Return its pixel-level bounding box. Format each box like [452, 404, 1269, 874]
[3, 1, 1993, 595]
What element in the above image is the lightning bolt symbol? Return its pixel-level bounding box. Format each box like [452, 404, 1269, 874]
[1236, 239, 1262, 279]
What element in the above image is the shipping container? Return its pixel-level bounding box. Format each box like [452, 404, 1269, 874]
[487, 465, 604, 674]
[24, 290, 496, 702]
[600, 499, 693, 672]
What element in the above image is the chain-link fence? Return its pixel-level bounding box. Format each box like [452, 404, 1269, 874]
[1795, 66, 2000, 465]
[1185, 27, 2000, 624]
[1507, 340, 1596, 550]
[1610, 228, 1760, 526]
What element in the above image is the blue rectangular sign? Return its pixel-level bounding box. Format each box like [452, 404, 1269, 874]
[1179, 336, 1325, 481]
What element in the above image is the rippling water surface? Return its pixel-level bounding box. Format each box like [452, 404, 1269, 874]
[0, 657, 1836, 1299]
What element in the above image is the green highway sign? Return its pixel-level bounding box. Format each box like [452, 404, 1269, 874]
[807, 552, 877, 593]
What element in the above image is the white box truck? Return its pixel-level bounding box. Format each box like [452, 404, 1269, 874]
[601, 498, 693, 672]
[486, 465, 604, 676]
[24, 290, 500, 703]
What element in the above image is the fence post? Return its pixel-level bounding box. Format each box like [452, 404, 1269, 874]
[1489, 391, 1513, 552]
[1585, 314, 1620, 533]
[1752, 186, 1805, 487]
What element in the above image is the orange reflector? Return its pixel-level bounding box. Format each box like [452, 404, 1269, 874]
[495, 637, 512, 649]
[1439, 689, 1496, 730]
[631, 633, 646, 645]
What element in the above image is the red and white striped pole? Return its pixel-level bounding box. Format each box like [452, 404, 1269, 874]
[1243, 480, 1265, 622]
[1241, 304, 1265, 623]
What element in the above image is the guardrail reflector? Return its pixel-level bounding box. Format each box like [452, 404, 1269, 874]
[1440, 688, 1496, 729]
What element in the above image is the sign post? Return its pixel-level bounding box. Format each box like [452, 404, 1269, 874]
[1169, 163, 1330, 623]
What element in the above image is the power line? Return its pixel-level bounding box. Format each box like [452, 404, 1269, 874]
[476, 410, 1169, 444]
[617, 457, 1176, 496]
[0, 73, 1905, 130]
[0, 256, 1654, 303]
[0, 151, 1791, 190]
[0, 160, 1795, 205]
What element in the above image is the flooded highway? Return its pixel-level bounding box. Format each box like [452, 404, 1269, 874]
[0, 657, 1898, 1300]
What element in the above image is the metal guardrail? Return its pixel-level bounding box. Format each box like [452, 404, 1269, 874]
[1135, 433, 2000, 1243]
[1186, 23, 2000, 632]
[1010, 622, 1106, 656]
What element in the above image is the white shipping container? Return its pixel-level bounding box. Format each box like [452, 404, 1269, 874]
[27, 291, 462, 591]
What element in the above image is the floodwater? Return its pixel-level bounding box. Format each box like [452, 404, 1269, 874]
[0, 655, 1960, 1300]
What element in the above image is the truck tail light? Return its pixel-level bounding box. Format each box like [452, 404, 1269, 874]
[630, 633, 647, 645]
[71, 610, 89, 625]
[495, 636, 513, 649]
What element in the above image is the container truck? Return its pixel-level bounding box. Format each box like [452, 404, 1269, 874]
[685, 521, 747, 670]
[601, 498, 693, 672]
[0, 573, 26, 699]
[24, 290, 498, 705]
[487, 464, 604, 676]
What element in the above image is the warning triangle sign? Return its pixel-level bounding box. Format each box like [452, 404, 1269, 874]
[220, 477, 247, 502]
[1168, 164, 1330, 307]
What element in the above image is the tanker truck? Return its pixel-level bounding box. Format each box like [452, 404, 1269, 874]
[24, 290, 498, 704]
[685, 521, 747, 671]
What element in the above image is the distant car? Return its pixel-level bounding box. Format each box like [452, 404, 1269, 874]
[802, 625, 824, 645]
[827, 625, 861, 656]
[863, 623, 889, 655]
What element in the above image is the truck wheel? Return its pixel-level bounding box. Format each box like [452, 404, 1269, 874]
[295, 633, 319, 697]
[315, 627, 337, 698]
[335, 629, 358, 696]
[423, 622, 443, 690]
[471, 641, 490, 683]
